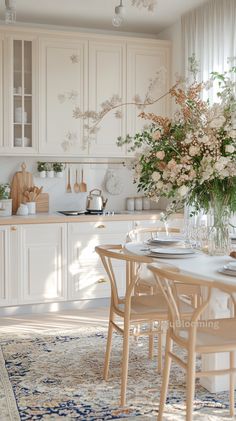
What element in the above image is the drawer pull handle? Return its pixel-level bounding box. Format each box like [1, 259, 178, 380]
[96, 224, 105, 229]
[97, 278, 107, 284]
[11, 226, 17, 231]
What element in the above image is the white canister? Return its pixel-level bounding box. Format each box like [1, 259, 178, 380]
[16, 203, 28, 216]
[26, 202, 36, 215]
[143, 197, 151, 210]
[135, 197, 143, 211]
[126, 197, 135, 212]
[0, 199, 12, 217]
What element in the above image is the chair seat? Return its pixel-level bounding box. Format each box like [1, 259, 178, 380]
[116, 294, 194, 321]
[177, 318, 236, 352]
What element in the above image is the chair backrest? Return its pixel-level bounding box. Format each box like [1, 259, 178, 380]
[95, 244, 153, 309]
[147, 264, 214, 342]
[126, 226, 180, 243]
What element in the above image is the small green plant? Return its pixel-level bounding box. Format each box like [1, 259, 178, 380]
[37, 162, 47, 172]
[0, 184, 10, 200]
[45, 162, 53, 172]
[53, 162, 64, 172]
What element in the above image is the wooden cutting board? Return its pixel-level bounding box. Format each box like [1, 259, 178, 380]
[11, 163, 33, 214]
[36, 193, 49, 213]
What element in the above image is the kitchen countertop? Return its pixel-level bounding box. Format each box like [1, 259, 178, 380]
[0, 211, 183, 225]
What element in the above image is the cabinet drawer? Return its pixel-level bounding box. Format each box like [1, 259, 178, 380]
[69, 221, 132, 235]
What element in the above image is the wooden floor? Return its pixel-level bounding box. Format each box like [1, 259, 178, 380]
[0, 307, 110, 334]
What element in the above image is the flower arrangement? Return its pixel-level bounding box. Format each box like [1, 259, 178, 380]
[118, 57, 236, 217]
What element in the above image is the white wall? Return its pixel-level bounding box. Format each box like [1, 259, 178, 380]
[0, 157, 166, 212]
[158, 19, 182, 84]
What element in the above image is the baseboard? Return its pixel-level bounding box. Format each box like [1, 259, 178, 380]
[0, 298, 110, 317]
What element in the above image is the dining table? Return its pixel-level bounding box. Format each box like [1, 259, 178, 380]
[125, 239, 236, 394]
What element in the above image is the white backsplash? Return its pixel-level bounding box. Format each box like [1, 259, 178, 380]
[0, 157, 167, 212]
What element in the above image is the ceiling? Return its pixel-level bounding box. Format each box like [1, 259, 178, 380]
[1, 0, 208, 35]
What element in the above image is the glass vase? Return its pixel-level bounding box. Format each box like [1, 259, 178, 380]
[207, 199, 231, 256]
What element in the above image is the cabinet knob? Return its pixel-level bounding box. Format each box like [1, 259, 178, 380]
[96, 224, 106, 229]
[97, 278, 107, 283]
[11, 226, 17, 231]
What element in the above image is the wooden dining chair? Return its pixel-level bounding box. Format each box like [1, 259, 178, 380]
[95, 244, 173, 406]
[126, 225, 201, 368]
[148, 264, 236, 421]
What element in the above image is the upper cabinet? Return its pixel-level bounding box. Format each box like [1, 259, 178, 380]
[126, 41, 170, 137]
[0, 28, 170, 157]
[39, 37, 88, 155]
[88, 39, 127, 157]
[4, 33, 38, 154]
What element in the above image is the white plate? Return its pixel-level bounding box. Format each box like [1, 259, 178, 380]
[147, 236, 183, 245]
[149, 247, 197, 259]
[150, 247, 195, 255]
[223, 262, 236, 272]
[218, 267, 236, 277]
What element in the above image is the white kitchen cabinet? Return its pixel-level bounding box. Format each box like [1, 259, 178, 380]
[0, 34, 4, 150]
[126, 40, 170, 140]
[39, 37, 88, 155]
[88, 39, 127, 157]
[68, 220, 132, 300]
[0, 227, 10, 306]
[3, 33, 38, 154]
[19, 223, 67, 304]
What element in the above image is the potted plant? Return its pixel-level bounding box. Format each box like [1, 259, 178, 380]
[0, 184, 12, 216]
[46, 163, 54, 178]
[37, 162, 47, 178]
[53, 162, 64, 178]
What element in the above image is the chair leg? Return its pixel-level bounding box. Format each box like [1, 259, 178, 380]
[157, 331, 172, 421]
[186, 351, 196, 421]
[149, 321, 154, 359]
[157, 328, 162, 373]
[229, 351, 235, 417]
[103, 312, 114, 381]
[120, 317, 130, 407]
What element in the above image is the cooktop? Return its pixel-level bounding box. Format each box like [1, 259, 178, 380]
[57, 210, 103, 216]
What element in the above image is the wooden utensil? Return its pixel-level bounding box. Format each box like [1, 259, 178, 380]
[11, 163, 33, 214]
[79, 168, 87, 192]
[66, 167, 72, 193]
[74, 169, 80, 193]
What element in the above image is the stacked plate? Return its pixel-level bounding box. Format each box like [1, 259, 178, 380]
[219, 262, 236, 277]
[149, 247, 197, 259]
[146, 234, 184, 246]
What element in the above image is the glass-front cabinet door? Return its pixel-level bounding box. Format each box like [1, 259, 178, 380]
[4, 35, 37, 153]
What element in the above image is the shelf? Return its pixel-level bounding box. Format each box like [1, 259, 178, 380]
[13, 94, 32, 97]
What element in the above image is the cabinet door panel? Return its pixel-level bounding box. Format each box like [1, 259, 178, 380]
[0, 227, 9, 305]
[39, 38, 88, 155]
[127, 42, 170, 139]
[21, 224, 67, 303]
[88, 40, 126, 157]
[3, 34, 38, 154]
[68, 221, 132, 300]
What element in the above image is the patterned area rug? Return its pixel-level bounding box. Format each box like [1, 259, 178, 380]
[0, 326, 233, 420]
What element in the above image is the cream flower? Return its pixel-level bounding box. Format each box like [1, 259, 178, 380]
[178, 185, 188, 197]
[225, 144, 235, 153]
[151, 171, 161, 182]
[209, 115, 226, 129]
[156, 150, 165, 159]
[189, 145, 199, 156]
[152, 131, 161, 141]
